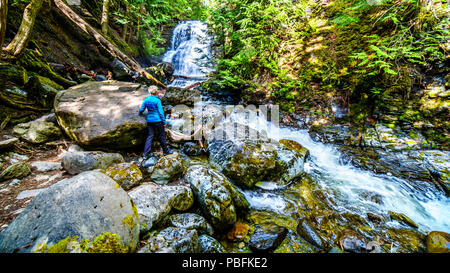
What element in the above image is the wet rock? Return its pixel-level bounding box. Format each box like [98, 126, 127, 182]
[111, 58, 133, 81]
[296, 219, 324, 249]
[0, 171, 139, 253]
[361, 123, 428, 150]
[31, 161, 61, 173]
[128, 183, 194, 234]
[198, 234, 227, 253]
[140, 227, 198, 253]
[54, 81, 149, 150]
[388, 211, 419, 229]
[13, 119, 61, 144]
[386, 228, 426, 253]
[141, 156, 158, 168]
[309, 125, 361, 146]
[184, 164, 249, 231]
[150, 153, 184, 184]
[339, 231, 366, 253]
[162, 86, 201, 106]
[164, 213, 214, 235]
[182, 142, 204, 156]
[208, 136, 309, 188]
[100, 162, 143, 191]
[165, 185, 194, 212]
[61, 151, 124, 175]
[156, 62, 174, 79]
[0, 162, 31, 181]
[249, 224, 288, 252]
[274, 231, 320, 253]
[426, 231, 450, 253]
[367, 213, 386, 224]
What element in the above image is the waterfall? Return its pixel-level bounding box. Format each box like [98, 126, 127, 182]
[162, 21, 214, 88]
[163, 20, 450, 234]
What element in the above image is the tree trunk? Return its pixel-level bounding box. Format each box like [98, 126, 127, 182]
[121, 4, 128, 40]
[101, 0, 110, 35]
[53, 0, 166, 89]
[4, 0, 44, 56]
[0, 0, 7, 50]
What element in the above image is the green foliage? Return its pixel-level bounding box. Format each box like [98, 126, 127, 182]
[111, 0, 208, 56]
[207, 0, 449, 109]
[34, 233, 130, 253]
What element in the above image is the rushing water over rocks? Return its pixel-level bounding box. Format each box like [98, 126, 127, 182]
[162, 21, 214, 88]
[162, 20, 449, 251]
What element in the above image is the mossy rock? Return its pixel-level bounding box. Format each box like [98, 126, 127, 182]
[0, 171, 139, 253]
[15, 48, 76, 88]
[388, 211, 419, 229]
[35, 233, 130, 253]
[0, 62, 27, 86]
[25, 75, 62, 109]
[13, 119, 62, 144]
[100, 162, 143, 191]
[426, 231, 450, 253]
[386, 228, 426, 253]
[0, 162, 31, 181]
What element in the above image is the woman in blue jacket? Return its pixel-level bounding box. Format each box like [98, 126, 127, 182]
[139, 86, 173, 158]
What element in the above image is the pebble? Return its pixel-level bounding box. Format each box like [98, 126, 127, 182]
[8, 179, 21, 187]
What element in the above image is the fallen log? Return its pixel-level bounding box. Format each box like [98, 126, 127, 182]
[53, 0, 167, 89]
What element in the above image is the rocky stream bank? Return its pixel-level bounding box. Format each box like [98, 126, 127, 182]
[0, 79, 448, 253]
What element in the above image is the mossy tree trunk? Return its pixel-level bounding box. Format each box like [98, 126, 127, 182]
[4, 0, 44, 56]
[0, 0, 7, 50]
[54, 0, 167, 89]
[122, 4, 129, 40]
[101, 0, 111, 35]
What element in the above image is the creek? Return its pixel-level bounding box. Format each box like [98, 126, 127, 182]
[162, 20, 450, 238]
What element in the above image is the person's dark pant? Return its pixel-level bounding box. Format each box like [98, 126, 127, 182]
[143, 122, 170, 157]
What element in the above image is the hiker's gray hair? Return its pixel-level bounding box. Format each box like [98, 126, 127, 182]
[148, 86, 159, 94]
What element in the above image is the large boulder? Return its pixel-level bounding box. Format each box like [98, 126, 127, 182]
[184, 164, 249, 231]
[0, 171, 139, 253]
[208, 133, 309, 188]
[61, 151, 124, 175]
[128, 183, 194, 234]
[54, 81, 149, 150]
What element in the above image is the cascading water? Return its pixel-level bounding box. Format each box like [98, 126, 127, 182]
[163, 20, 450, 236]
[162, 21, 214, 88]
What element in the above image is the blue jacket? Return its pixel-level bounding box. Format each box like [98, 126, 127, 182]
[139, 95, 167, 125]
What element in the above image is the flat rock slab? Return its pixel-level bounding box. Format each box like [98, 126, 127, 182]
[31, 161, 62, 172]
[0, 137, 19, 150]
[16, 189, 45, 200]
[54, 81, 149, 150]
